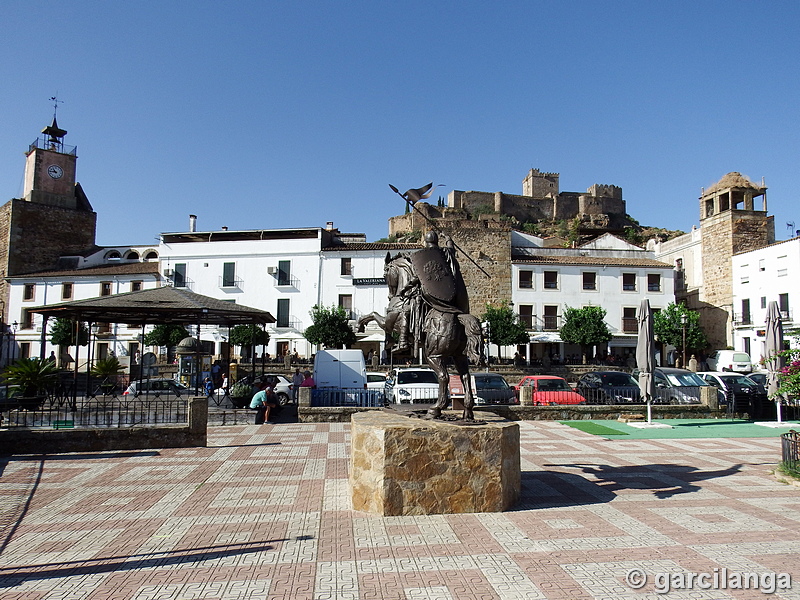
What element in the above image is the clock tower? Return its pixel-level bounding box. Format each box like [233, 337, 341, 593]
[22, 117, 80, 209]
[0, 115, 98, 321]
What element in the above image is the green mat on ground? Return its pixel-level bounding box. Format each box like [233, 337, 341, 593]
[559, 419, 800, 439]
[560, 421, 629, 435]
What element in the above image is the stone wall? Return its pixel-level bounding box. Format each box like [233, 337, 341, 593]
[5, 199, 97, 276]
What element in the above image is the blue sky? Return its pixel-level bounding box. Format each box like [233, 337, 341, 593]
[2, 1, 798, 245]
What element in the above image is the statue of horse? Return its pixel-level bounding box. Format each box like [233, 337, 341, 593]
[357, 250, 484, 420]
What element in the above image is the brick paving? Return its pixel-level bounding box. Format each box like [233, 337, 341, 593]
[0, 421, 798, 599]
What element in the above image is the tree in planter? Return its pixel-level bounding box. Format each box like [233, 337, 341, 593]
[143, 324, 190, 362]
[304, 305, 356, 349]
[1, 357, 59, 406]
[480, 304, 529, 361]
[559, 306, 612, 362]
[229, 325, 269, 362]
[653, 303, 707, 364]
[91, 356, 124, 394]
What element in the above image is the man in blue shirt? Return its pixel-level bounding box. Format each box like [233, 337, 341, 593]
[250, 385, 277, 424]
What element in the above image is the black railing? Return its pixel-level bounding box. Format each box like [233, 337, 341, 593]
[3, 396, 188, 428]
[311, 389, 385, 407]
[781, 430, 800, 476]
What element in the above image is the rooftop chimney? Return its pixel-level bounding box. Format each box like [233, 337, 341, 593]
[326, 221, 334, 230]
[221, 226, 228, 231]
[189, 214, 197, 232]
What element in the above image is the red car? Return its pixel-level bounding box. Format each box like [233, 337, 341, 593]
[514, 375, 586, 405]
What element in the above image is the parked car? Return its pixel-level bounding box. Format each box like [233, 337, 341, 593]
[705, 350, 753, 373]
[746, 372, 767, 389]
[697, 371, 770, 417]
[449, 372, 517, 406]
[632, 367, 707, 404]
[366, 371, 387, 389]
[260, 374, 294, 405]
[575, 371, 642, 404]
[385, 367, 439, 404]
[514, 375, 586, 405]
[123, 378, 189, 397]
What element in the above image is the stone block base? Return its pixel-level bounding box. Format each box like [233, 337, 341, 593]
[350, 411, 520, 515]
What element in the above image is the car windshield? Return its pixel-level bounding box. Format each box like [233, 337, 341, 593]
[367, 374, 385, 383]
[600, 373, 638, 386]
[474, 375, 509, 390]
[720, 375, 758, 387]
[664, 372, 706, 386]
[537, 379, 571, 392]
[731, 353, 751, 362]
[397, 371, 438, 385]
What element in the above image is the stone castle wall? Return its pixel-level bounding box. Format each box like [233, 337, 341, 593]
[0, 199, 97, 321]
[5, 199, 97, 276]
[444, 221, 512, 312]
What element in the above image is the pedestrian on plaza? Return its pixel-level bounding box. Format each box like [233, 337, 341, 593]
[250, 384, 278, 425]
[300, 370, 315, 388]
[292, 367, 304, 402]
[203, 377, 214, 397]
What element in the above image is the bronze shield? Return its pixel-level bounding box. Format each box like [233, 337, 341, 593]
[411, 247, 456, 303]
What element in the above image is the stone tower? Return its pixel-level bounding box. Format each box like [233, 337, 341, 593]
[0, 117, 97, 322]
[699, 172, 774, 348]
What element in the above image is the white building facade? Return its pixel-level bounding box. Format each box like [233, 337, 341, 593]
[731, 236, 800, 360]
[511, 232, 675, 363]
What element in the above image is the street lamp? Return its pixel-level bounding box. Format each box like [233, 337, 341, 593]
[681, 313, 688, 368]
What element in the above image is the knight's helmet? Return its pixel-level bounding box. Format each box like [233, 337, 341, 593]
[424, 231, 439, 246]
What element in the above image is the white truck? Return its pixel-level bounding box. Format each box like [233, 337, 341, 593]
[313, 349, 367, 389]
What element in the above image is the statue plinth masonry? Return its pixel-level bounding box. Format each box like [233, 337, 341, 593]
[359, 185, 486, 421]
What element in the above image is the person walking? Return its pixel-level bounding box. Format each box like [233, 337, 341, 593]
[291, 367, 304, 402]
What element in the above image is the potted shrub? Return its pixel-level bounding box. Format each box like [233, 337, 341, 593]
[229, 380, 253, 409]
[91, 357, 124, 395]
[1, 357, 59, 410]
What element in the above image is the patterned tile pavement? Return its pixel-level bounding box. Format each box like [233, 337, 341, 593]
[0, 420, 798, 599]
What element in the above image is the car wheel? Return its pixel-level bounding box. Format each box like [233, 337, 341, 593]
[277, 393, 290, 406]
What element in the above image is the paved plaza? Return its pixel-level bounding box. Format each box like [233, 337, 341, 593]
[0, 420, 798, 599]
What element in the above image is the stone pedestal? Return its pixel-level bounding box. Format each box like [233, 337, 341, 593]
[350, 411, 520, 515]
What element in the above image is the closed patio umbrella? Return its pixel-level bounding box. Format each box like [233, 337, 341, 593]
[636, 299, 656, 424]
[765, 301, 786, 423]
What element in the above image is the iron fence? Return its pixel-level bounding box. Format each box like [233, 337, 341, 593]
[311, 389, 386, 408]
[781, 430, 800, 476]
[3, 395, 188, 428]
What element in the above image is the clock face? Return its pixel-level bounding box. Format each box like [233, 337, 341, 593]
[47, 164, 64, 179]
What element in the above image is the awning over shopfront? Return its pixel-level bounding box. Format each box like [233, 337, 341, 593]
[530, 332, 563, 343]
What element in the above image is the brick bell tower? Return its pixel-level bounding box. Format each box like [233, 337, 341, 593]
[0, 107, 98, 321]
[698, 172, 774, 349]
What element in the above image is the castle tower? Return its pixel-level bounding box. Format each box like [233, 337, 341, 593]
[0, 117, 97, 321]
[699, 172, 774, 348]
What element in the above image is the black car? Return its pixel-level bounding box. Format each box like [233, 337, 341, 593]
[698, 371, 772, 419]
[575, 371, 642, 404]
[632, 367, 708, 404]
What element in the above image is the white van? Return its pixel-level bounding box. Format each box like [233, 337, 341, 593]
[705, 351, 753, 373]
[313, 349, 367, 389]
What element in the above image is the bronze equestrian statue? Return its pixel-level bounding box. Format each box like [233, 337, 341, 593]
[358, 231, 483, 420]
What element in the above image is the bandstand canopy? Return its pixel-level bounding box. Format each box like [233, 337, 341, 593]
[29, 286, 276, 326]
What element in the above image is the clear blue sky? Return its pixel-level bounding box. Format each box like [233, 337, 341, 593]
[2, 1, 798, 245]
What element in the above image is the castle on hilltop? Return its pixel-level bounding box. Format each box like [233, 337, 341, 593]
[389, 168, 633, 239]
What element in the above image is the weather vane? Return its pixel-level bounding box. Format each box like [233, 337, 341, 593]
[50, 95, 64, 120]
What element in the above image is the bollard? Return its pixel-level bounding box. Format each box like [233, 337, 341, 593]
[520, 385, 533, 406]
[299, 386, 312, 408]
